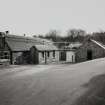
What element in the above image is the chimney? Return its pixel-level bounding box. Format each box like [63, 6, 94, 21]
[24, 34, 26, 37]
[5, 31, 9, 35]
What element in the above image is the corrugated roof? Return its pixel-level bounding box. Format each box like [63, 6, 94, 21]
[5, 34, 57, 51]
[5, 35, 39, 51]
[5, 34, 52, 44]
[65, 42, 82, 49]
[68, 43, 82, 48]
[6, 40, 31, 51]
[91, 39, 105, 50]
[35, 45, 58, 51]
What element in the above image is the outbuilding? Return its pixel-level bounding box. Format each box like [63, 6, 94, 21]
[59, 49, 75, 63]
[59, 42, 82, 63]
[30, 45, 59, 64]
[0, 32, 59, 65]
[75, 38, 105, 62]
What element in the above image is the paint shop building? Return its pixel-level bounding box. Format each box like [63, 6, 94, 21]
[0, 32, 59, 65]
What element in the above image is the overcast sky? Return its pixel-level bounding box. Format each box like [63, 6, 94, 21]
[0, 0, 105, 36]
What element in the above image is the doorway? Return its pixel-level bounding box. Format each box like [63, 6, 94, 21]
[87, 50, 92, 60]
[60, 51, 66, 61]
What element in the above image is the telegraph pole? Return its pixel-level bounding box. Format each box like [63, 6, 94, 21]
[45, 51, 47, 64]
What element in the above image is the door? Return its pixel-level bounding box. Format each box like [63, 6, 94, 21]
[87, 50, 92, 60]
[60, 51, 66, 61]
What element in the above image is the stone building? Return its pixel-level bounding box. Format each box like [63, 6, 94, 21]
[59, 42, 82, 63]
[1, 31, 104, 65]
[30, 45, 59, 64]
[75, 38, 105, 62]
[0, 32, 59, 65]
[59, 49, 75, 63]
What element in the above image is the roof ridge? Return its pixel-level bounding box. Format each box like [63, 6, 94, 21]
[91, 39, 105, 50]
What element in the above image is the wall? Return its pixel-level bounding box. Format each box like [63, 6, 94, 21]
[59, 50, 75, 63]
[12, 52, 23, 64]
[12, 49, 59, 65]
[12, 51, 32, 64]
[55, 51, 59, 62]
[30, 47, 39, 64]
[38, 51, 59, 64]
[76, 40, 105, 62]
[0, 36, 11, 64]
[38, 52, 45, 64]
[66, 51, 75, 62]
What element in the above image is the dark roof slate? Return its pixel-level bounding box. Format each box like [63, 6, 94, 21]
[5, 34, 57, 51]
[35, 45, 58, 51]
[91, 39, 105, 50]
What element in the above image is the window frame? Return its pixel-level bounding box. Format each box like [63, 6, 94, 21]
[0, 37, 5, 49]
[42, 51, 44, 58]
[53, 50, 55, 58]
[47, 51, 50, 57]
[0, 51, 10, 59]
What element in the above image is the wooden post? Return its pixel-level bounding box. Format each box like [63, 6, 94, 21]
[10, 51, 13, 64]
[45, 51, 47, 64]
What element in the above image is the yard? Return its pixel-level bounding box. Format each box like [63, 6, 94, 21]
[0, 58, 105, 105]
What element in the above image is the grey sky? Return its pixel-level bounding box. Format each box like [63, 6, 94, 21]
[0, 0, 105, 36]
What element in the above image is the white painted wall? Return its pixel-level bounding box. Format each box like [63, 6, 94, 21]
[38, 51, 59, 64]
[66, 51, 75, 62]
[38, 52, 45, 64]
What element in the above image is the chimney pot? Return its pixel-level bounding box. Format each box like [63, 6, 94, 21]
[5, 31, 9, 34]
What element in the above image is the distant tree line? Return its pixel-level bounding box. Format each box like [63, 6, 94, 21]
[91, 31, 105, 44]
[33, 29, 105, 47]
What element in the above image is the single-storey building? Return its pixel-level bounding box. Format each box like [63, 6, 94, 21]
[75, 38, 105, 62]
[59, 42, 82, 63]
[30, 45, 59, 64]
[1, 31, 104, 65]
[0, 32, 59, 65]
[59, 49, 76, 63]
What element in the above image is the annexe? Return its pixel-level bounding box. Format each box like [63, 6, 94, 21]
[30, 45, 59, 64]
[75, 38, 105, 62]
[59, 42, 82, 63]
[59, 49, 76, 63]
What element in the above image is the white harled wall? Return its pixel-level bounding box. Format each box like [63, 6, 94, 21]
[38, 51, 59, 64]
[66, 51, 75, 63]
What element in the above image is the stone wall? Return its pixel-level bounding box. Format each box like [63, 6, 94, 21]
[38, 51, 59, 64]
[66, 51, 75, 63]
[76, 40, 105, 62]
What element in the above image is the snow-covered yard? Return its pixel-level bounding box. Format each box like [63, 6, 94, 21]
[0, 58, 105, 105]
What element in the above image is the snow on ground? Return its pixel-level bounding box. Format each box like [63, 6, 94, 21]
[0, 58, 105, 105]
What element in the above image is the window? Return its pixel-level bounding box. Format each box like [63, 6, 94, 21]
[0, 51, 10, 59]
[47, 51, 50, 57]
[42, 52, 44, 58]
[0, 37, 5, 49]
[53, 50, 55, 58]
[72, 55, 74, 62]
[4, 52, 9, 59]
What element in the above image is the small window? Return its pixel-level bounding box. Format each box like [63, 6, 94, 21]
[53, 50, 55, 58]
[42, 52, 44, 58]
[0, 51, 10, 59]
[0, 37, 5, 49]
[5, 55, 9, 59]
[72, 55, 73, 62]
[47, 51, 50, 57]
[4, 52, 8, 56]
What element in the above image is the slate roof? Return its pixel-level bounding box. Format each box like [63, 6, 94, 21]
[91, 39, 105, 50]
[5, 34, 57, 51]
[64, 39, 105, 50]
[64, 42, 82, 49]
[35, 45, 58, 51]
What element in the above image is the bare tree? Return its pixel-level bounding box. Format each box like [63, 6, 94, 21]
[45, 30, 61, 42]
[66, 29, 86, 42]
